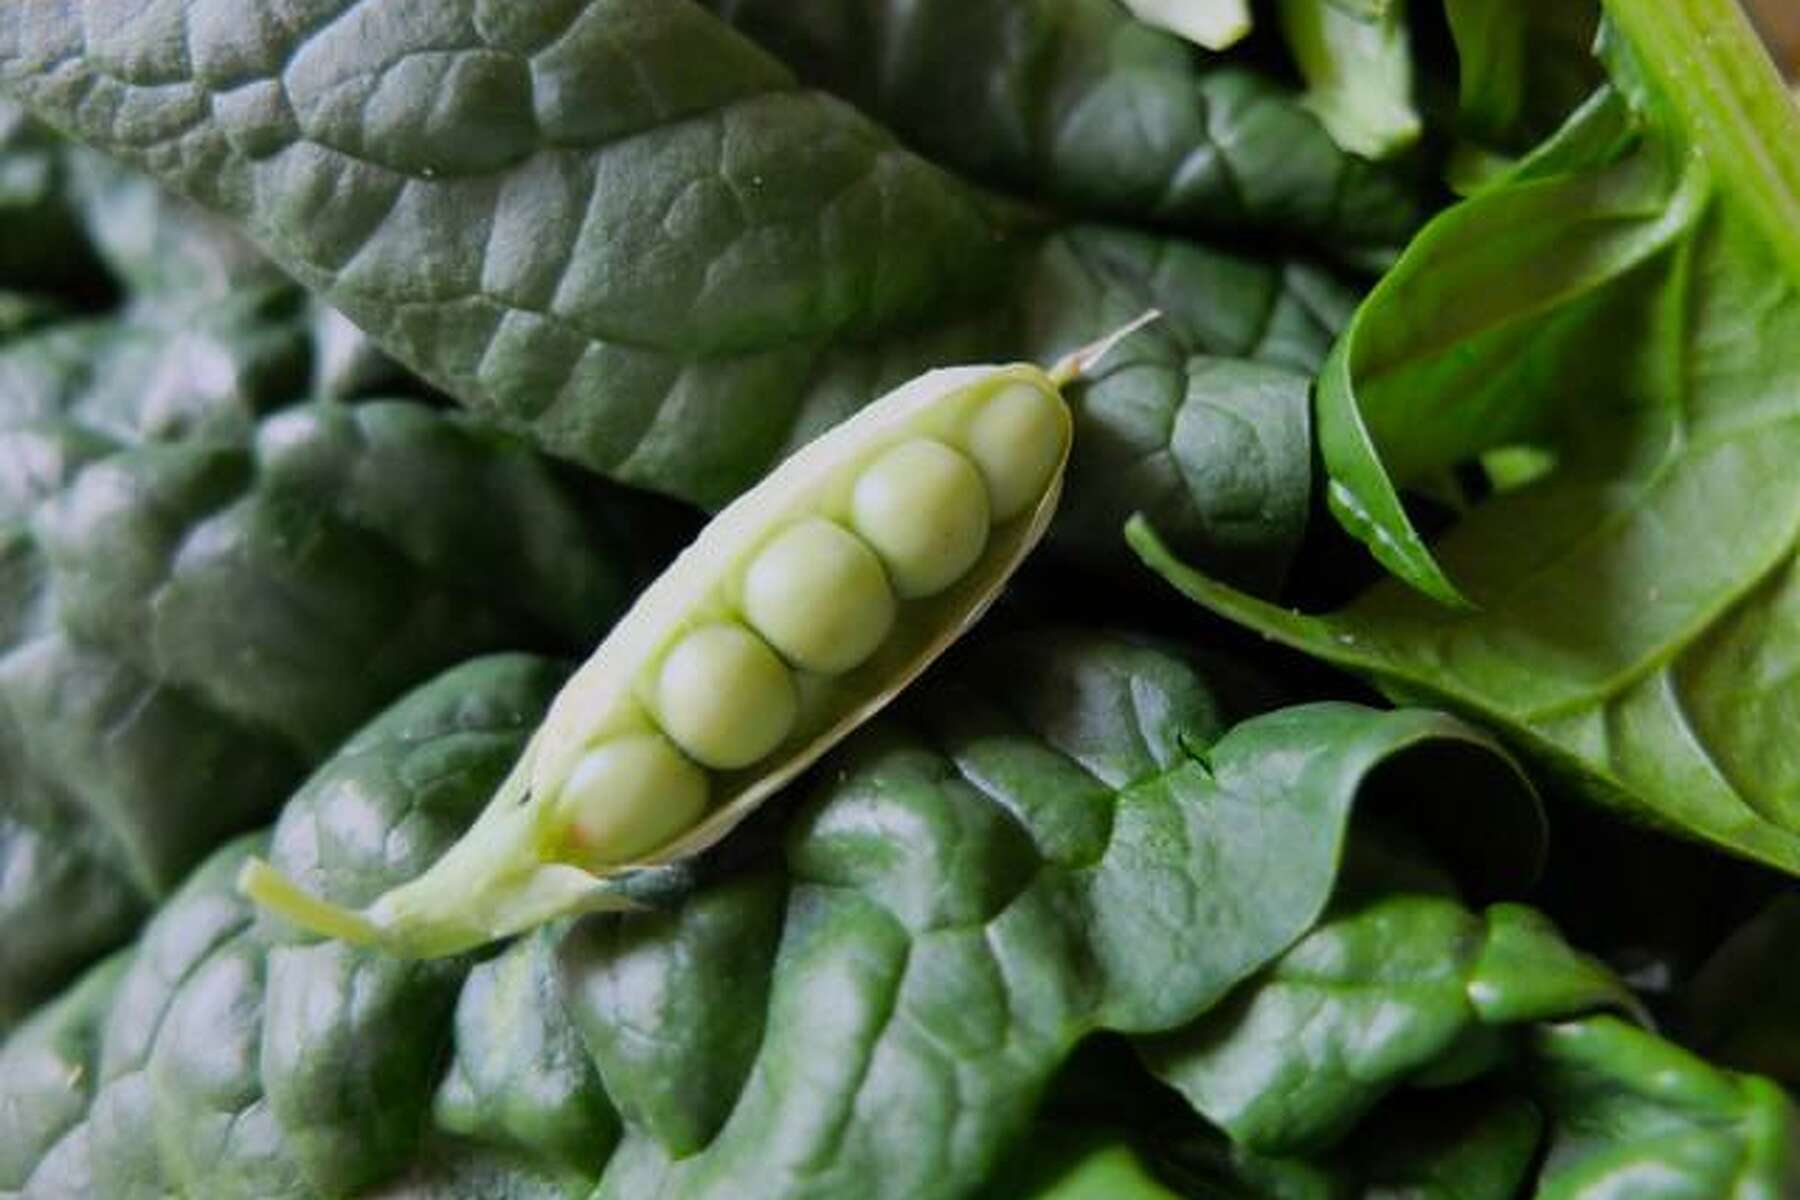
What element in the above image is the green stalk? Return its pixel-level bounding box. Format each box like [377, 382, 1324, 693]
[240, 858, 381, 945]
[1604, 0, 1800, 280]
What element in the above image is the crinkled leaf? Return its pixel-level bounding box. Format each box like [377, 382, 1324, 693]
[0, 633, 1544, 1199]
[0, 0, 1358, 609]
[0, 656, 584, 1199]
[0, 0, 1018, 509]
[558, 870, 785, 1157]
[360, 1137, 590, 1200]
[1062, 355, 1311, 597]
[977, 1126, 1182, 1199]
[1151, 1008, 1800, 1197]
[0, 0, 1373, 533]
[56, 145, 412, 397]
[1030, 228, 1351, 593]
[1145, 884, 1493, 1157]
[1151, 1084, 1545, 1200]
[0, 950, 128, 1193]
[1532, 1016, 1800, 1198]
[572, 633, 1539, 1199]
[0, 371, 659, 1027]
[434, 926, 620, 1177]
[0, 299, 309, 446]
[0, 101, 682, 1028]
[702, 0, 1426, 251]
[1140, 833, 1628, 1156]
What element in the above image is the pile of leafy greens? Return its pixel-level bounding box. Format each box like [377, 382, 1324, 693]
[0, 0, 1797, 1196]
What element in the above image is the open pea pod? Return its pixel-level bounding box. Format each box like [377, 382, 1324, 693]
[240, 318, 1155, 957]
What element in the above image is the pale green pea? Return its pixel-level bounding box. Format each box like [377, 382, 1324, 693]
[656, 622, 798, 769]
[556, 733, 710, 864]
[851, 438, 990, 598]
[743, 518, 896, 674]
[965, 382, 1067, 522]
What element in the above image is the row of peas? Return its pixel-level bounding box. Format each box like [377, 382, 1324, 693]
[554, 381, 1069, 864]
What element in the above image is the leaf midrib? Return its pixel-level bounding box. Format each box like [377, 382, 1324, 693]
[1603, 0, 1800, 285]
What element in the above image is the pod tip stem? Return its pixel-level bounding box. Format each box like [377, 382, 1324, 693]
[238, 857, 382, 946]
[1049, 309, 1163, 386]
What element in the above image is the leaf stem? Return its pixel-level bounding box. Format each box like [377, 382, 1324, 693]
[1048, 310, 1163, 386]
[1604, 0, 1800, 281]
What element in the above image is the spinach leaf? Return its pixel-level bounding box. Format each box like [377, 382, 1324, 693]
[1139, 835, 1632, 1156]
[1130, 0, 1800, 875]
[1156, 1017, 1800, 1200]
[580, 641, 1539, 1199]
[0, 631, 1544, 1199]
[1062, 355, 1313, 596]
[1153, 1085, 1545, 1199]
[0, 0, 1022, 509]
[699, 0, 1428, 251]
[0, 99, 406, 399]
[0, 655, 578, 1199]
[977, 1127, 1183, 1199]
[436, 922, 623, 1178]
[1025, 228, 1354, 593]
[0, 106, 674, 1030]
[1345, 1089, 1545, 1199]
[1531, 1015, 1800, 1198]
[0, 332, 662, 1027]
[71, 155, 410, 399]
[0, 950, 129, 1194]
[0, 0, 1357, 577]
[1135, 871, 1797, 1197]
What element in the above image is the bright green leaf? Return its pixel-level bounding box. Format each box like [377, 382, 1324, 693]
[1129, 0, 1800, 876]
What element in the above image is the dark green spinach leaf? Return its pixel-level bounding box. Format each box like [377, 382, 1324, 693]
[0, 0, 1355, 580]
[1140, 834, 1631, 1156]
[0, 353, 658, 1026]
[0, 631, 1544, 1199]
[700, 0, 1429, 251]
[1153, 1085, 1545, 1200]
[1531, 1015, 1800, 1198]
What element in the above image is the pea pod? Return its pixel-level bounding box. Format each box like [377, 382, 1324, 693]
[239, 316, 1156, 957]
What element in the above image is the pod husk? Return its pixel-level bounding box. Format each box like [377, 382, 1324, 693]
[241, 363, 1071, 957]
